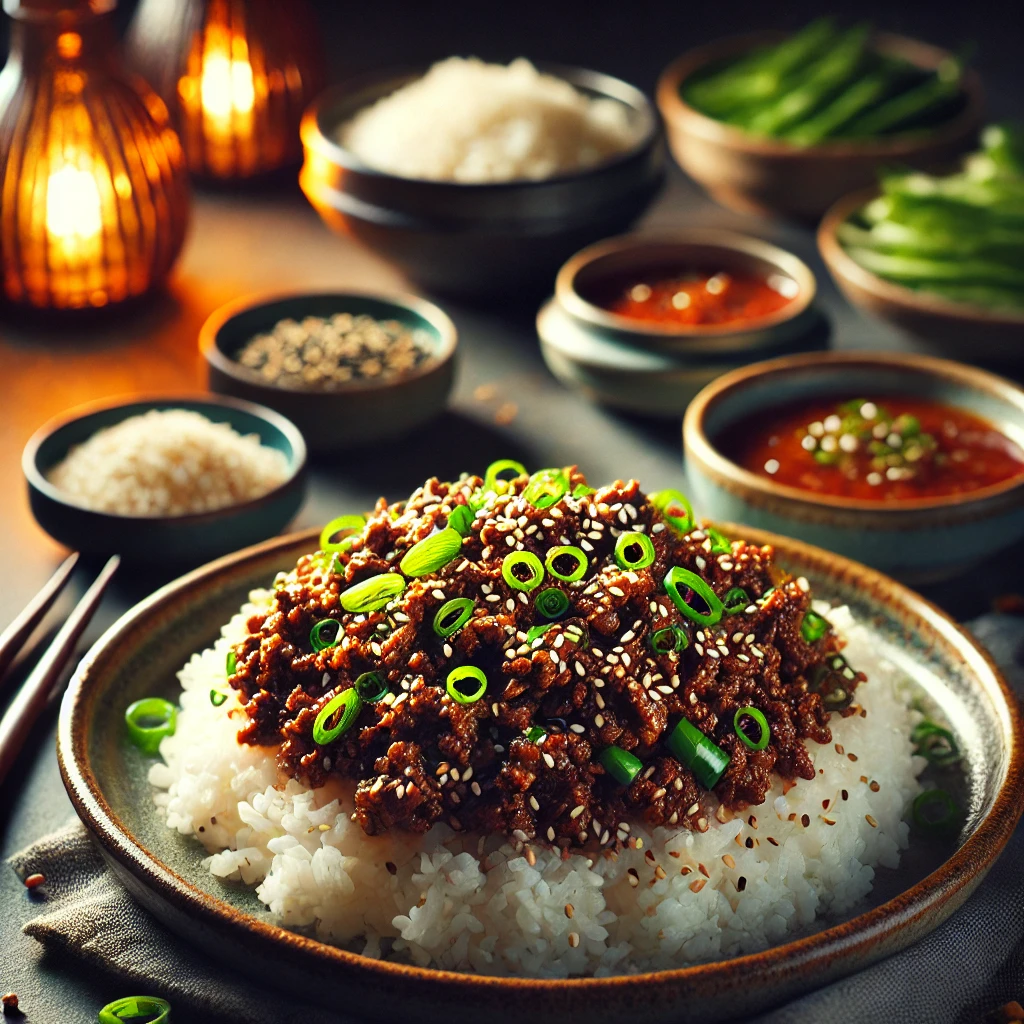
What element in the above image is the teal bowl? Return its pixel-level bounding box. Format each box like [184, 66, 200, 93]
[23, 395, 307, 566]
[683, 352, 1024, 583]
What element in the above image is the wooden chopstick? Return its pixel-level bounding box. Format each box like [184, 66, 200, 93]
[0, 552, 80, 686]
[0, 555, 120, 786]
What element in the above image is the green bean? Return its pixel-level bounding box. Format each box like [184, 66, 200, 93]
[843, 58, 963, 137]
[844, 246, 1024, 288]
[837, 220, 1024, 265]
[744, 24, 871, 138]
[882, 173, 1024, 222]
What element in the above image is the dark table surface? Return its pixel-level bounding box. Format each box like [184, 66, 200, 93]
[2, 3, 1024, 1019]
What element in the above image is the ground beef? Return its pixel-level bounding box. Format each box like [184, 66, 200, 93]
[229, 467, 862, 850]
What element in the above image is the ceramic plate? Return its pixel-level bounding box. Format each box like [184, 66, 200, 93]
[58, 527, 1024, 1023]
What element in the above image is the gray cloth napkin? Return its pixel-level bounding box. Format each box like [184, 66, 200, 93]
[10, 614, 1024, 1024]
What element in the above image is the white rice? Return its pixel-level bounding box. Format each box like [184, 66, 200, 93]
[150, 593, 924, 977]
[339, 57, 639, 183]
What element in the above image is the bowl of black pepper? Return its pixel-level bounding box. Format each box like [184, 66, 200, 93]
[200, 290, 458, 453]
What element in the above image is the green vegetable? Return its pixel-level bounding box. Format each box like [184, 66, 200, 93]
[523, 467, 570, 509]
[312, 689, 363, 744]
[448, 504, 475, 536]
[226, 649, 236, 677]
[650, 624, 688, 654]
[209, 689, 227, 707]
[733, 706, 771, 751]
[354, 671, 388, 703]
[433, 597, 474, 637]
[310, 618, 342, 653]
[320, 514, 367, 555]
[545, 545, 588, 582]
[125, 698, 177, 755]
[650, 489, 694, 534]
[446, 665, 487, 704]
[801, 610, 830, 643]
[502, 551, 545, 591]
[98, 996, 172, 1024]
[535, 587, 570, 619]
[706, 526, 732, 555]
[400, 527, 463, 577]
[663, 566, 724, 626]
[340, 573, 406, 614]
[912, 788, 960, 834]
[843, 246, 1024, 289]
[599, 745, 643, 786]
[527, 623, 555, 645]
[722, 587, 750, 614]
[665, 717, 731, 789]
[613, 531, 656, 570]
[525, 725, 547, 743]
[912, 720, 961, 767]
[572, 483, 596, 498]
[483, 459, 526, 496]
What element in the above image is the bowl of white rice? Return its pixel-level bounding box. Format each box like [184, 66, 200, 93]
[299, 57, 664, 296]
[23, 395, 307, 564]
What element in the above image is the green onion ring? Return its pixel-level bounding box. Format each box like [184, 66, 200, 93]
[310, 618, 342, 653]
[527, 623, 555, 645]
[354, 671, 389, 703]
[706, 527, 732, 555]
[523, 467, 569, 509]
[801, 610, 830, 643]
[446, 665, 487, 704]
[545, 545, 588, 583]
[650, 624, 688, 654]
[733, 706, 770, 751]
[125, 698, 177, 755]
[209, 689, 228, 707]
[912, 721, 961, 767]
[400, 527, 463, 577]
[98, 996, 172, 1024]
[666, 717, 730, 789]
[535, 587, 569, 619]
[226, 649, 236, 677]
[525, 725, 547, 743]
[340, 573, 406, 614]
[483, 459, 527, 495]
[613, 531, 656, 571]
[502, 551, 545, 591]
[650, 489, 694, 534]
[663, 567, 724, 626]
[912, 789, 960, 834]
[599, 745, 643, 786]
[572, 483, 596, 498]
[722, 587, 750, 614]
[320, 514, 367, 555]
[433, 597, 474, 638]
[448, 504, 475, 537]
[313, 689, 363, 744]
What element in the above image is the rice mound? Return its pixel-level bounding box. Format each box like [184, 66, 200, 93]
[338, 57, 639, 183]
[150, 592, 924, 977]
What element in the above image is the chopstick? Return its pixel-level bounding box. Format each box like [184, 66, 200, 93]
[0, 555, 120, 786]
[0, 552, 79, 685]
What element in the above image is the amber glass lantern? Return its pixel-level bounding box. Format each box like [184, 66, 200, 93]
[125, 0, 325, 181]
[0, 0, 190, 311]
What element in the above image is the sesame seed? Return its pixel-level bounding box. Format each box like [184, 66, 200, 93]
[547, 826, 556, 841]
[543, 752, 556, 769]
[530, 795, 540, 811]
[594, 714, 605, 728]
[866, 815, 878, 828]
[723, 854, 735, 869]
[570, 805, 585, 819]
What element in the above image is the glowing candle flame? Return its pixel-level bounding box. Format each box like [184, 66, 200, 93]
[45, 162, 103, 248]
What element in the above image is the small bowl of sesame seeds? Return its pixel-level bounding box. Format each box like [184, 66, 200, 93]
[201, 290, 458, 454]
[683, 350, 1024, 582]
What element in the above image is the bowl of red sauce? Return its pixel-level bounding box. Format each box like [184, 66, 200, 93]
[537, 231, 828, 416]
[684, 351, 1024, 581]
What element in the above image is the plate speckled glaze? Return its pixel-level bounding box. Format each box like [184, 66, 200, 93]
[58, 527, 1024, 1023]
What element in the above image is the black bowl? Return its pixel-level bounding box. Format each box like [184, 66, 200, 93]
[299, 63, 665, 297]
[23, 395, 307, 565]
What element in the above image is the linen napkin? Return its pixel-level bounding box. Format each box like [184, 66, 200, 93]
[10, 613, 1024, 1024]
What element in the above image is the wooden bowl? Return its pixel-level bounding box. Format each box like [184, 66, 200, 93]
[656, 31, 983, 221]
[818, 188, 1024, 361]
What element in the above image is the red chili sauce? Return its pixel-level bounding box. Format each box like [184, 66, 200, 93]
[718, 396, 1024, 502]
[598, 269, 797, 327]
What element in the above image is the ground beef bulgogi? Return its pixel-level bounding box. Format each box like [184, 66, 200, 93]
[228, 467, 863, 850]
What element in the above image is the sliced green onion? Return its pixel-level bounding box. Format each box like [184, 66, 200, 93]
[313, 688, 363, 744]
[320, 514, 367, 554]
[650, 624, 688, 654]
[483, 459, 526, 494]
[759, 587, 777, 604]
[125, 698, 177, 755]
[310, 618, 342, 653]
[535, 587, 569, 619]
[210, 689, 228, 707]
[650, 489, 694, 534]
[613, 532, 656, 570]
[226, 650, 236, 677]
[448, 504, 475, 537]
[912, 721, 961, 767]
[808, 654, 857, 711]
[545, 545, 588, 583]
[564, 622, 589, 648]
[502, 551, 544, 591]
[599, 745, 643, 786]
[663, 567, 724, 626]
[98, 996, 172, 1024]
[572, 483, 596, 498]
[523, 467, 569, 509]
[340, 573, 406, 614]
[527, 623, 555, 645]
[666, 716, 730, 789]
[722, 587, 750, 614]
[400, 527, 463, 577]
[801, 610, 830, 643]
[525, 725, 547, 743]
[706, 527, 731, 555]
[734, 706, 770, 751]
[446, 665, 487, 704]
[354, 671, 388, 703]
[433, 597, 474, 638]
[912, 789, 960, 834]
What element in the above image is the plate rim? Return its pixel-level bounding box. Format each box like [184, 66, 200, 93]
[57, 524, 1024, 998]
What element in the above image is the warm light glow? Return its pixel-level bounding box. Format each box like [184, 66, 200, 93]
[200, 54, 255, 120]
[45, 161, 103, 248]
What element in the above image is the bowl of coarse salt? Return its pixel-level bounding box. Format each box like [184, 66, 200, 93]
[23, 395, 307, 565]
